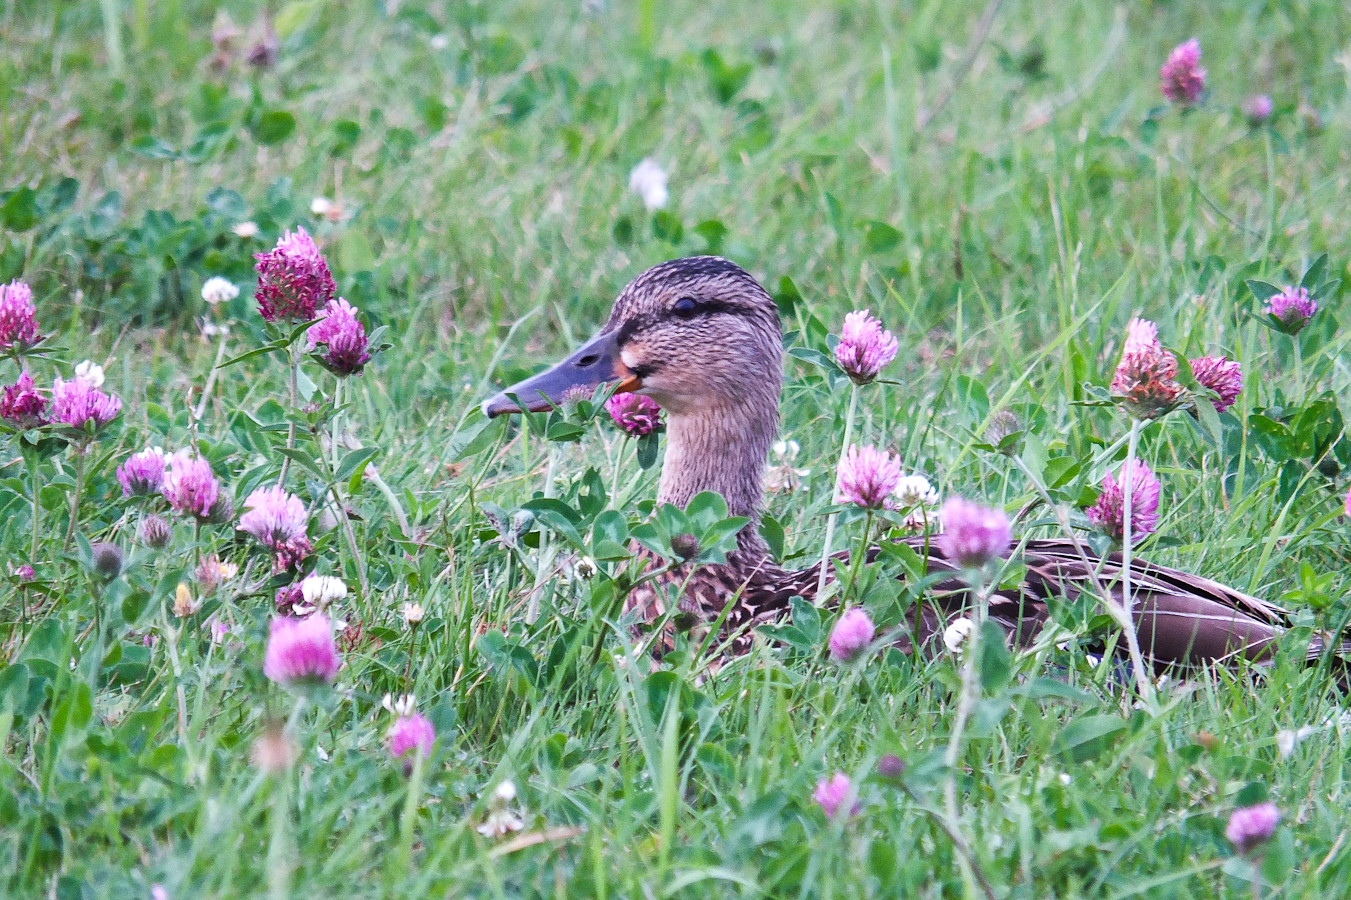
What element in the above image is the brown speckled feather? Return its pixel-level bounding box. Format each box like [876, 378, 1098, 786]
[625, 535, 1343, 671]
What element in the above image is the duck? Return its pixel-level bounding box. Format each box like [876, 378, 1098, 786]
[484, 256, 1339, 672]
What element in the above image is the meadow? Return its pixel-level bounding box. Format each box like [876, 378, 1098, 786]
[3, 0, 1351, 896]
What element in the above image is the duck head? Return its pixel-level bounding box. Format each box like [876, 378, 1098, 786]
[484, 256, 784, 525]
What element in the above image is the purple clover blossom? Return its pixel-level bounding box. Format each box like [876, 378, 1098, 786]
[1243, 94, 1273, 126]
[1085, 459, 1161, 545]
[387, 713, 436, 774]
[240, 486, 308, 545]
[253, 227, 335, 323]
[828, 607, 876, 662]
[0, 371, 47, 429]
[606, 393, 663, 436]
[835, 444, 903, 510]
[1189, 356, 1243, 413]
[834, 310, 898, 385]
[937, 497, 1012, 569]
[813, 773, 857, 820]
[263, 613, 341, 687]
[307, 297, 371, 376]
[117, 447, 168, 498]
[161, 450, 220, 519]
[0, 280, 42, 352]
[1111, 317, 1183, 420]
[1225, 802, 1280, 856]
[1121, 317, 1160, 358]
[1266, 286, 1317, 334]
[1160, 38, 1206, 105]
[50, 375, 121, 434]
[239, 486, 313, 572]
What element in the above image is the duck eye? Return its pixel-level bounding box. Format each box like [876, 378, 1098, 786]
[672, 297, 700, 319]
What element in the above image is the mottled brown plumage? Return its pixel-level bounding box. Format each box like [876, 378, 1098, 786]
[486, 257, 1344, 672]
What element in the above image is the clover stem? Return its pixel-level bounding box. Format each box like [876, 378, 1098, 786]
[62, 448, 86, 552]
[1292, 338, 1304, 406]
[27, 450, 40, 567]
[331, 377, 343, 475]
[817, 382, 859, 599]
[1120, 418, 1156, 709]
[943, 575, 989, 823]
[841, 511, 873, 605]
[278, 342, 300, 488]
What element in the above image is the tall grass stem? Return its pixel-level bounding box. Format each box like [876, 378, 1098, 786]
[194, 334, 229, 421]
[390, 752, 425, 887]
[98, 0, 124, 78]
[528, 443, 561, 624]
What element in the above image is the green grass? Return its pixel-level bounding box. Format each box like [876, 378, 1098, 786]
[4, 0, 1351, 896]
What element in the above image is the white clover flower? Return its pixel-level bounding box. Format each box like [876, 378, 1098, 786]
[382, 693, 417, 717]
[943, 617, 973, 656]
[1276, 725, 1318, 759]
[430, 33, 450, 50]
[402, 602, 425, 626]
[201, 276, 240, 305]
[310, 197, 333, 216]
[629, 158, 669, 211]
[231, 221, 259, 238]
[477, 808, 524, 837]
[74, 360, 105, 388]
[300, 575, 347, 609]
[894, 474, 939, 510]
[766, 438, 810, 493]
[566, 555, 598, 581]
[476, 780, 524, 837]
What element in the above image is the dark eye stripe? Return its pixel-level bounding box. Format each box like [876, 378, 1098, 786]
[615, 300, 747, 344]
[671, 299, 744, 319]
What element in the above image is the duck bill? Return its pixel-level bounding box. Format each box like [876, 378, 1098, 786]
[482, 330, 641, 417]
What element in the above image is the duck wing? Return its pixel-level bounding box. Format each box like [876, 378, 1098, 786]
[643, 536, 1345, 671]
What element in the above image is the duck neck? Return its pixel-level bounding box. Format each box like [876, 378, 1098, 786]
[656, 398, 778, 559]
